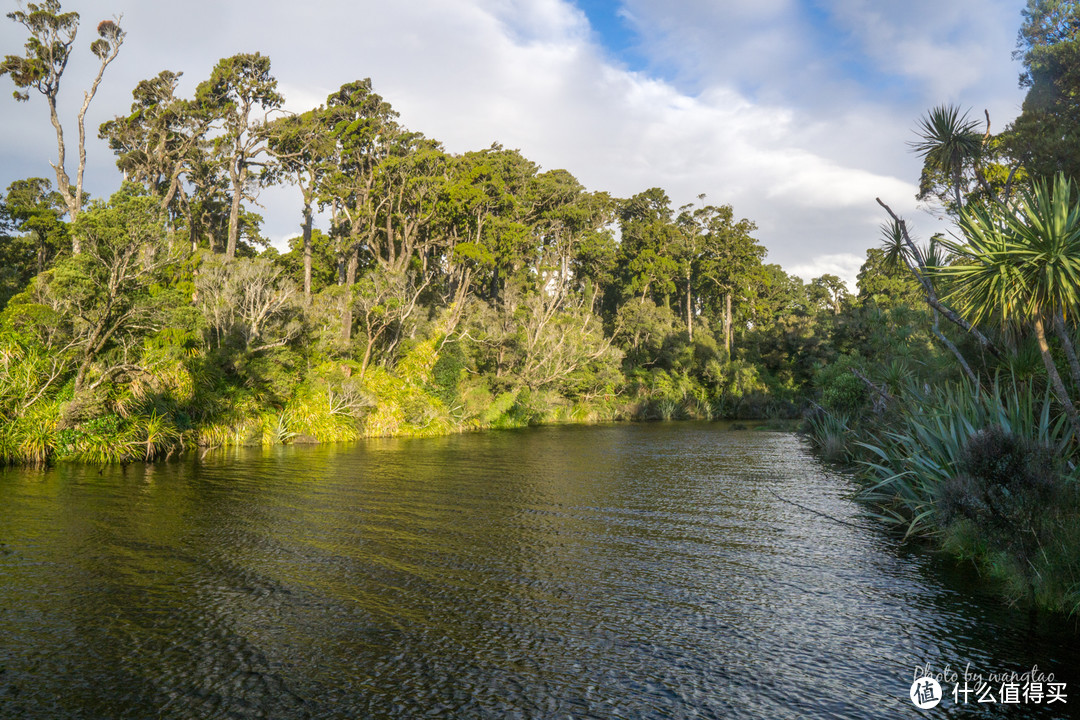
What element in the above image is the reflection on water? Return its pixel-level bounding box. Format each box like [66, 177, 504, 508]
[0, 423, 1077, 719]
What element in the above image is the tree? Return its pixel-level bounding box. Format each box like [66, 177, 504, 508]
[440, 146, 539, 304]
[673, 201, 704, 341]
[856, 247, 923, 308]
[614, 296, 677, 369]
[278, 229, 337, 296]
[371, 131, 448, 275]
[99, 70, 211, 220]
[528, 170, 613, 303]
[320, 79, 399, 339]
[675, 199, 757, 342]
[195, 53, 282, 259]
[694, 206, 763, 357]
[0, 0, 125, 237]
[3, 177, 67, 273]
[937, 173, 1080, 435]
[876, 199, 1003, 373]
[810, 274, 849, 315]
[349, 267, 425, 377]
[20, 184, 177, 402]
[181, 144, 232, 253]
[361, 133, 446, 354]
[513, 285, 619, 393]
[196, 255, 300, 352]
[618, 188, 679, 306]
[266, 106, 335, 300]
[879, 220, 981, 383]
[911, 105, 984, 212]
[751, 264, 809, 326]
[1007, 0, 1080, 182]
[434, 149, 508, 316]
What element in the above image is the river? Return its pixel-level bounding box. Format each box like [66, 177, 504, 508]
[0, 423, 1077, 719]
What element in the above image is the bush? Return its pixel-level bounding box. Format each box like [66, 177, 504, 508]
[936, 425, 1080, 608]
[814, 355, 867, 414]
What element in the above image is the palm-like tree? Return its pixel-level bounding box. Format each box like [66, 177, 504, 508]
[937, 173, 1080, 435]
[910, 104, 983, 210]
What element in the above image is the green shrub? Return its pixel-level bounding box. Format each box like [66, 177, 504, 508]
[814, 355, 867, 414]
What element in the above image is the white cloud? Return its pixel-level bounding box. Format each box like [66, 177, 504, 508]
[825, 0, 1024, 100]
[0, 0, 1029, 280]
[788, 253, 866, 293]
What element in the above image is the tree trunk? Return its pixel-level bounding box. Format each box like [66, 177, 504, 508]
[1035, 316, 1080, 438]
[341, 243, 359, 341]
[724, 292, 732, 357]
[226, 169, 242, 259]
[301, 204, 313, 301]
[74, 26, 122, 229]
[1052, 312, 1080, 391]
[47, 96, 79, 251]
[876, 199, 1003, 361]
[953, 166, 964, 211]
[35, 231, 45, 274]
[932, 312, 978, 386]
[686, 277, 693, 342]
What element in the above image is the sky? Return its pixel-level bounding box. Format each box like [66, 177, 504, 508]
[0, 0, 1030, 290]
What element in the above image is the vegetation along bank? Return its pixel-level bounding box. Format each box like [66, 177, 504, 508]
[2, 0, 1080, 618]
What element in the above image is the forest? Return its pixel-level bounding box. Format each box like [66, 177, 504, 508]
[2, 0, 1080, 615]
[0, 1, 859, 465]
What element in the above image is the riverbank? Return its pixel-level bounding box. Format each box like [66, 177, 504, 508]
[804, 375, 1080, 622]
[0, 334, 803, 466]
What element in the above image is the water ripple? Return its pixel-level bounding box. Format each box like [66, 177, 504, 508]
[0, 423, 1077, 719]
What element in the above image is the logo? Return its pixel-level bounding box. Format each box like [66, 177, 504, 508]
[911, 678, 942, 709]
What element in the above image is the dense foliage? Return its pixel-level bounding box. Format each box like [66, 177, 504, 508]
[5, 0, 1080, 618]
[806, 0, 1080, 618]
[0, 2, 863, 467]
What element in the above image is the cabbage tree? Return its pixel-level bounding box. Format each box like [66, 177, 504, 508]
[911, 104, 983, 211]
[938, 173, 1080, 435]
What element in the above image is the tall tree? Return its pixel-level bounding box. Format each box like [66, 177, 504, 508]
[266, 106, 335, 300]
[0, 0, 125, 238]
[856, 247, 922, 308]
[364, 132, 448, 357]
[545, 184, 617, 303]
[693, 204, 763, 356]
[320, 79, 399, 340]
[99, 70, 210, 218]
[371, 131, 448, 275]
[675, 197, 749, 342]
[1007, 0, 1080, 182]
[876, 201, 1003, 375]
[195, 53, 282, 259]
[435, 149, 507, 313]
[23, 184, 177, 401]
[3, 177, 67, 273]
[751, 264, 809, 326]
[618, 188, 680, 307]
[810, 274, 849, 315]
[457, 146, 538, 304]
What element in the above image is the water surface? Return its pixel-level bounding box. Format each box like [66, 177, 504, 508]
[0, 423, 1077, 718]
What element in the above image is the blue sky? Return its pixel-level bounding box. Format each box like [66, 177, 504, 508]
[574, 0, 919, 105]
[0, 0, 1030, 289]
[575, 0, 644, 69]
